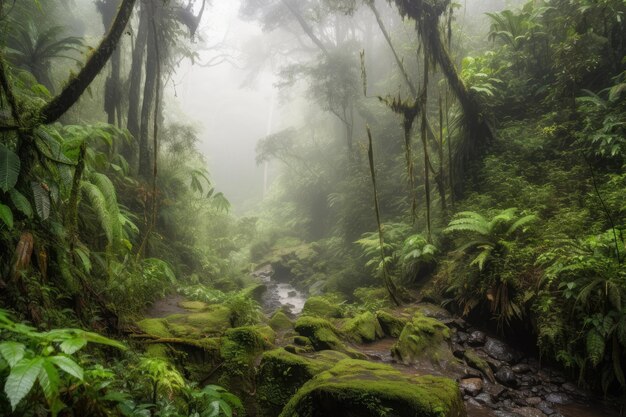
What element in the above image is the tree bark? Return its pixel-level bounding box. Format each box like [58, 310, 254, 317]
[40, 0, 136, 124]
[127, 2, 148, 140]
[138, 0, 158, 180]
[97, 0, 123, 126]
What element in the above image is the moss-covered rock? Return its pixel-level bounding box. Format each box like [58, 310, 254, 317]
[166, 305, 232, 338]
[463, 350, 495, 383]
[242, 283, 267, 302]
[137, 318, 172, 338]
[279, 359, 466, 417]
[219, 325, 276, 392]
[302, 296, 342, 318]
[294, 316, 365, 359]
[376, 310, 409, 338]
[342, 311, 384, 343]
[269, 310, 293, 331]
[256, 348, 350, 417]
[178, 300, 209, 310]
[391, 313, 453, 366]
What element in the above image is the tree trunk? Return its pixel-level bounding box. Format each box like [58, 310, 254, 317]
[138, 0, 158, 180]
[40, 0, 137, 124]
[127, 2, 148, 140]
[97, 0, 123, 126]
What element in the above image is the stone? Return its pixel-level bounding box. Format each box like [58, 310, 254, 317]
[513, 363, 531, 374]
[456, 331, 469, 343]
[468, 330, 487, 346]
[537, 401, 556, 415]
[494, 412, 522, 417]
[485, 337, 521, 363]
[391, 313, 454, 367]
[460, 377, 483, 396]
[512, 407, 546, 417]
[526, 397, 542, 406]
[341, 311, 385, 343]
[278, 359, 465, 417]
[545, 392, 571, 405]
[496, 367, 519, 388]
[485, 383, 507, 399]
[475, 392, 494, 406]
[464, 350, 496, 383]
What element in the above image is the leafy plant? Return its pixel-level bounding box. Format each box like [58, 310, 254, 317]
[0, 309, 125, 415]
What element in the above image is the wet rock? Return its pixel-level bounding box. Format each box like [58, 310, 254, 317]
[452, 344, 465, 359]
[475, 392, 494, 406]
[496, 367, 519, 388]
[513, 363, 531, 374]
[526, 397, 542, 406]
[415, 303, 452, 320]
[485, 337, 521, 363]
[464, 349, 496, 383]
[460, 377, 483, 396]
[494, 411, 522, 417]
[287, 290, 297, 297]
[537, 401, 555, 415]
[512, 407, 546, 417]
[456, 331, 469, 343]
[468, 330, 487, 346]
[444, 318, 469, 331]
[545, 392, 571, 405]
[485, 383, 507, 399]
[561, 382, 576, 392]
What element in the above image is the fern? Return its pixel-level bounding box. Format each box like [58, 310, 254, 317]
[587, 329, 605, 366]
[80, 181, 112, 243]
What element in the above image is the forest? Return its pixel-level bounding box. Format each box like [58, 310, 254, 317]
[0, 0, 624, 416]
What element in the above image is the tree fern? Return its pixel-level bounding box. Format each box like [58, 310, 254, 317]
[89, 173, 122, 247]
[80, 181, 113, 244]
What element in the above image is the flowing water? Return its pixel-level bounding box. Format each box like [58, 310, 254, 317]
[255, 265, 306, 315]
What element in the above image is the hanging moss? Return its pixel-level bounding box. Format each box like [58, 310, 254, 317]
[279, 359, 465, 417]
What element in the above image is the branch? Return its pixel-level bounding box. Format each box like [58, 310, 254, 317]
[281, 0, 329, 56]
[40, 0, 137, 124]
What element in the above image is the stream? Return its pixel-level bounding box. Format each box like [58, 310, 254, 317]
[252, 265, 621, 417]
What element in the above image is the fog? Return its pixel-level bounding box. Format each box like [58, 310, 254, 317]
[167, 0, 519, 215]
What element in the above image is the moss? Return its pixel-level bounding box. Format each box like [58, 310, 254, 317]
[166, 305, 232, 338]
[145, 343, 169, 358]
[463, 350, 495, 383]
[342, 311, 384, 343]
[294, 316, 365, 359]
[302, 296, 343, 318]
[218, 325, 276, 392]
[391, 313, 452, 366]
[269, 310, 293, 331]
[256, 348, 349, 417]
[376, 310, 408, 338]
[242, 283, 267, 302]
[178, 300, 208, 311]
[279, 359, 465, 417]
[293, 335, 312, 346]
[137, 318, 172, 338]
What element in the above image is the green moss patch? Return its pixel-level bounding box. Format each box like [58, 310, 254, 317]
[391, 313, 452, 366]
[256, 348, 350, 417]
[279, 359, 465, 417]
[178, 300, 209, 311]
[137, 318, 172, 338]
[269, 310, 293, 331]
[376, 310, 408, 338]
[342, 311, 384, 343]
[294, 316, 365, 359]
[302, 296, 343, 318]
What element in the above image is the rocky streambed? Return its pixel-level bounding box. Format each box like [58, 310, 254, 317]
[137, 275, 620, 417]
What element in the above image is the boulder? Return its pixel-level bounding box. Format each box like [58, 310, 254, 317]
[256, 348, 349, 417]
[484, 337, 521, 364]
[302, 296, 343, 318]
[279, 359, 465, 417]
[342, 311, 384, 343]
[391, 313, 453, 366]
[294, 316, 365, 359]
[460, 377, 483, 397]
[376, 309, 408, 338]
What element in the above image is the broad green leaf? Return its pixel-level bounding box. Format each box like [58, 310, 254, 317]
[9, 189, 33, 218]
[0, 204, 13, 229]
[0, 143, 20, 192]
[0, 342, 25, 367]
[38, 360, 60, 402]
[59, 338, 87, 355]
[81, 331, 127, 350]
[5, 357, 44, 410]
[31, 182, 51, 220]
[49, 356, 83, 380]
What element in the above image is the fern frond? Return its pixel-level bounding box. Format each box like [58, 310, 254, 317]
[90, 173, 122, 248]
[506, 214, 537, 235]
[81, 181, 112, 243]
[587, 330, 605, 367]
[444, 222, 490, 235]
